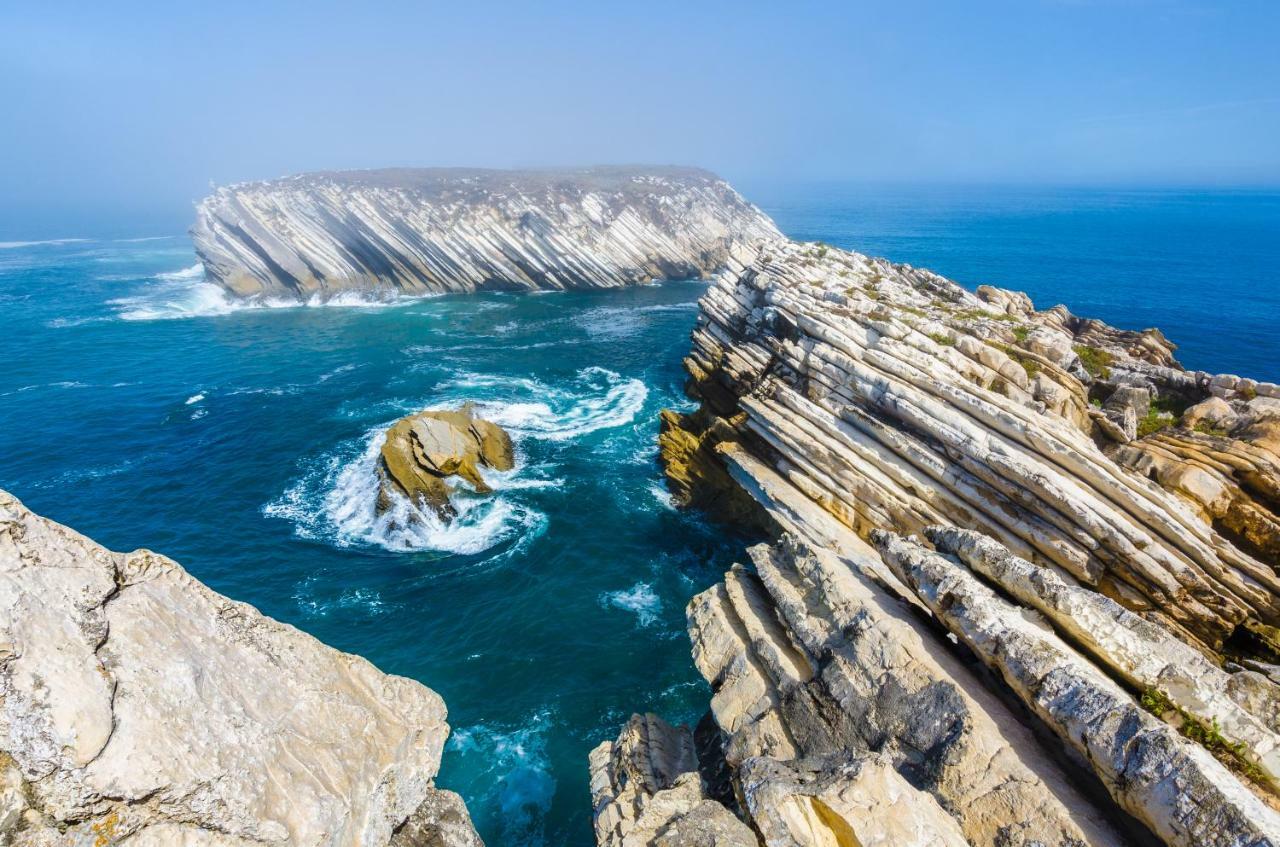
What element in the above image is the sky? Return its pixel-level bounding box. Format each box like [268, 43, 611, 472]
[2, 0, 1278, 235]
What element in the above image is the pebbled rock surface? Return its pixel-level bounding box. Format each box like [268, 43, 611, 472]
[192, 166, 781, 300]
[0, 489, 482, 846]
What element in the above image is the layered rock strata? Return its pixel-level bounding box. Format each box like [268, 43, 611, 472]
[379, 404, 514, 521]
[0, 489, 481, 846]
[192, 166, 781, 300]
[603, 236, 1280, 845]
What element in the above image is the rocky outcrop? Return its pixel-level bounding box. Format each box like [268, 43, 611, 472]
[0, 489, 481, 846]
[192, 166, 781, 300]
[669, 238, 1280, 655]
[593, 236, 1280, 846]
[588, 714, 756, 847]
[379, 404, 514, 521]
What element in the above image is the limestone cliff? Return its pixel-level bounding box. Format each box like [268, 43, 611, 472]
[0, 490, 482, 846]
[595, 237, 1280, 846]
[192, 166, 780, 300]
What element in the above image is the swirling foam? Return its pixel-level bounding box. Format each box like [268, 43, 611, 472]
[599, 582, 662, 627]
[265, 428, 549, 555]
[458, 367, 649, 443]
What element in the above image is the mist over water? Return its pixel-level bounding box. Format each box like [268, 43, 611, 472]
[3, 185, 1278, 844]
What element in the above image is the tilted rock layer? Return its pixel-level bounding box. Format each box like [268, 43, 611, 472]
[0, 490, 482, 846]
[608, 236, 1280, 846]
[192, 166, 781, 300]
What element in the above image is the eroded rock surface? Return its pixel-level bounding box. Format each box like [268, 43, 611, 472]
[192, 166, 781, 300]
[379, 404, 514, 521]
[0, 489, 481, 846]
[597, 235, 1280, 847]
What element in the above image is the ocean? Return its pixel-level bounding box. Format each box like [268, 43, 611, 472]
[1, 185, 1277, 844]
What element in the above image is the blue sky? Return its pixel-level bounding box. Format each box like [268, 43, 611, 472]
[2, 1, 1277, 232]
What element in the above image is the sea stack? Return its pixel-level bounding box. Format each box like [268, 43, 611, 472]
[378, 404, 515, 521]
[191, 166, 781, 300]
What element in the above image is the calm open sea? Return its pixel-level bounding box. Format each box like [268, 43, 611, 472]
[1, 185, 1276, 844]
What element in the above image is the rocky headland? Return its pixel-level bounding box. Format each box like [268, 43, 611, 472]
[0, 490, 482, 846]
[596, 236, 1280, 845]
[192, 166, 780, 300]
[378, 404, 514, 522]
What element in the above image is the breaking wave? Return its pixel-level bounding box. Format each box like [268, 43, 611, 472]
[264, 427, 551, 555]
[445, 367, 648, 442]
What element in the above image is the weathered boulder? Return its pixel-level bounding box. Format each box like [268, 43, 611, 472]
[379, 404, 514, 521]
[0, 489, 481, 846]
[588, 714, 755, 847]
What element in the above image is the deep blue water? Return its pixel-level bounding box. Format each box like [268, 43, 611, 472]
[1, 186, 1277, 845]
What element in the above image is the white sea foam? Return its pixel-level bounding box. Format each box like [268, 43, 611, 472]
[447, 710, 556, 846]
[293, 576, 388, 617]
[600, 582, 662, 627]
[646, 481, 677, 511]
[456, 367, 648, 442]
[264, 426, 549, 555]
[185, 393, 205, 405]
[157, 263, 205, 282]
[0, 238, 88, 249]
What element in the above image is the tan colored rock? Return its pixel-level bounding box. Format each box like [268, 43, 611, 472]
[737, 755, 970, 847]
[379, 404, 514, 521]
[686, 536, 1125, 846]
[0, 489, 480, 847]
[589, 714, 754, 847]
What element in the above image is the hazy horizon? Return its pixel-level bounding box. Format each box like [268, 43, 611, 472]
[3, 1, 1278, 237]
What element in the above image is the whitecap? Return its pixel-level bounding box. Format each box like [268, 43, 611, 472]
[114, 236, 174, 243]
[600, 582, 662, 627]
[646, 482, 677, 511]
[458, 367, 648, 443]
[0, 238, 88, 249]
[156, 263, 205, 282]
[185, 393, 205, 405]
[264, 426, 548, 555]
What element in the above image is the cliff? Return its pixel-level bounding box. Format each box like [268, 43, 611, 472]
[191, 166, 780, 300]
[595, 238, 1280, 846]
[0, 490, 482, 847]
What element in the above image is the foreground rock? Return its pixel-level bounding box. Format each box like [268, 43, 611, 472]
[192, 166, 781, 300]
[593, 235, 1280, 846]
[0, 489, 481, 846]
[379, 404, 514, 521]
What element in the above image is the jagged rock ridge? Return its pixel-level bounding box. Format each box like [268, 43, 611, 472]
[594, 236, 1280, 846]
[0, 490, 482, 846]
[192, 166, 781, 300]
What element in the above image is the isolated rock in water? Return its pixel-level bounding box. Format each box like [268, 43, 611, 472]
[0, 489, 482, 846]
[588, 713, 755, 847]
[192, 166, 781, 300]
[379, 404, 514, 521]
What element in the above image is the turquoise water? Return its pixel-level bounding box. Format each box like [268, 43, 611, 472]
[2, 186, 1277, 844]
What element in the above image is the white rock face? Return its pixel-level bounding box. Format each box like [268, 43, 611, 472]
[192, 166, 781, 300]
[619, 235, 1280, 847]
[0, 489, 480, 846]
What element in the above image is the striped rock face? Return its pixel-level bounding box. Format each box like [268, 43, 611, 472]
[191, 166, 781, 301]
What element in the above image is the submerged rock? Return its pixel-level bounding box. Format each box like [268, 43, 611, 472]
[0, 489, 482, 846]
[379, 404, 514, 521]
[192, 166, 781, 300]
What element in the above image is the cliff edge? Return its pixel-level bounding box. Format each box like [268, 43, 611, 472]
[191, 166, 780, 300]
[0, 490, 482, 846]
[595, 238, 1280, 846]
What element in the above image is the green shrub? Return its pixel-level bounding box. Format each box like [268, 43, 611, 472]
[1012, 325, 1031, 344]
[929, 332, 955, 346]
[1073, 345, 1113, 379]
